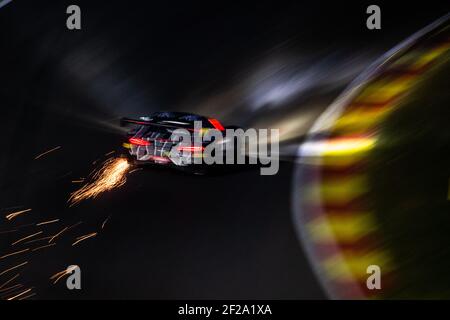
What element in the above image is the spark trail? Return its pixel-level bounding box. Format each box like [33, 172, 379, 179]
[69, 157, 131, 206]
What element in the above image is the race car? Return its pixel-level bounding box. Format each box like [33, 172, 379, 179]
[120, 111, 241, 174]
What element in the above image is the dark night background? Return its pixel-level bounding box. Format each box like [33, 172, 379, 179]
[0, 1, 448, 299]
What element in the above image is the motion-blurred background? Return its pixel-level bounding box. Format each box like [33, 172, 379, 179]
[0, 1, 448, 299]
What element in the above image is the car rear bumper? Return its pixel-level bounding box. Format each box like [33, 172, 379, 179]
[122, 142, 204, 167]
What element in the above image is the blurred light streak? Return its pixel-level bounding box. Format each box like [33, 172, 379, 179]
[12, 231, 43, 246]
[23, 236, 53, 245]
[48, 222, 82, 243]
[307, 212, 375, 243]
[0, 273, 20, 290]
[0, 284, 23, 295]
[0, 261, 28, 276]
[7, 288, 32, 300]
[0, 0, 13, 10]
[18, 292, 36, 300]
[32, 243, 56, 252]
[72, 232, 97, 246]
[50, 265, 78, 284]
[300, 136, 376, 157]
[5, 209, 32, 221]
[36, 219, 60, 226]
[48, 227, 68, 244]
[34, 146, 61, 160]
[292, 14, 450, 299]
[247, 54, 369, 111]
[0, 249, 29, 260]
[101, 216, 110, 229]
[322, 252, 391, 281]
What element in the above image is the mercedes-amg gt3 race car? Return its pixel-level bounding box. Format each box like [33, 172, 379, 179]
[121, 112, 240, 174]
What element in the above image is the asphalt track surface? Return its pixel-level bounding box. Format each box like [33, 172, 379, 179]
[0, 1, 448, 299]
[0, 118, 324, 299]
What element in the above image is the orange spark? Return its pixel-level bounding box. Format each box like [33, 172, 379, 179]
[48, 227, 68, 244]
[0, 248, 29, 260]
[101, 216, 110, 229]
[50, 265, 78, 284]
[32, 243, 56, 252]
[7, 288, 32, 300]
[18, 292, 36, 300]
[34, 146, 61, 160]
[48, 221, 82, 243]
[0, 283, 23, 294]
[5, 209, 32, 221]
[0, 273, 20, 290]
[12, 231, 43, 246]
[72, 232, 97, 246]
[23, 236, 53, 245]
[36, 219, 60, 226]
[0, 261, 28, 277]
[69, 157, 131, 205]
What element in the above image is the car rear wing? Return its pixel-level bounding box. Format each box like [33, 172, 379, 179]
[120, 117, 153, 127]
[120, 117, 196, 131]
[121, 117, 227, 132]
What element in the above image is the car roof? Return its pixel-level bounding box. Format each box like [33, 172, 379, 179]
[151, 111, 206, 122]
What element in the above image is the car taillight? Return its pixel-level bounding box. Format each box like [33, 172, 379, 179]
[177, 146, 204, 152]
[208, 118, 225, 131]
[129, 137, 150, 146]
